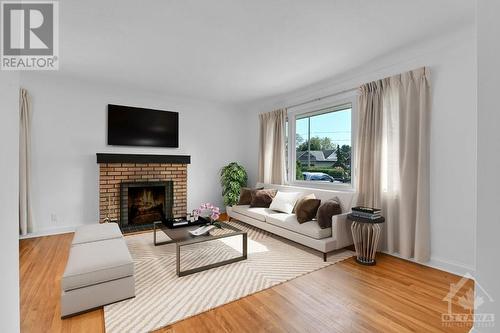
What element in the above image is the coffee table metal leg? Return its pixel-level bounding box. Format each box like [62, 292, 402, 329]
[176, 243, 181, 276]
[242, 233, 248, 259]
[153, 223, 157, 246]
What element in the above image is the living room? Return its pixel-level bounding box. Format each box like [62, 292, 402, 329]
[1, 1, 499, 332]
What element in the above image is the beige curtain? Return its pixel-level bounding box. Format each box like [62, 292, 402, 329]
[356, 67, 431, 262]
[19, 88, 33, 235]
[258, 109, 287, 184]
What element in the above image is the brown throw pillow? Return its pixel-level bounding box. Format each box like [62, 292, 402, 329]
[292, 193, 315, 213]
[249, 189, 277, 208]
[295, 197, 321, 223]
[238, 187, 263, 205]
[316, 199, 342, 229]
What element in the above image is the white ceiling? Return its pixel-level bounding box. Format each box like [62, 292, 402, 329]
[59, 0, 474, 104]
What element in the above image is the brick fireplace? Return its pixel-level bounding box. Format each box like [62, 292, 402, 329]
[97, 154, 190, 225]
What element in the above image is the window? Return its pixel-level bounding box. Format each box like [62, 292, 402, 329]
[290, 102, 353, 187]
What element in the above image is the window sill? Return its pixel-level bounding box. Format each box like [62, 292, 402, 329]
[287, 180, 356, 192]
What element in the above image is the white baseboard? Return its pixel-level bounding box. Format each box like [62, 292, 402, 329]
[426, 256, 476, 277]
[383, 251, 475, 277]
[19, 225, 81, 239]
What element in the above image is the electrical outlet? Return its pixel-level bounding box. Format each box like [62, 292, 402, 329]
[51, 213, 57, 224]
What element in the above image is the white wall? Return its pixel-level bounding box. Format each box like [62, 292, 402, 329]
[475, 0, 500, 329]
[0, 72, 20, 332]
[19, 73, 248, 235]
[241, 25, 477, 275]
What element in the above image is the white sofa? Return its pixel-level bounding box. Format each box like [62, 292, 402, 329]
[227, 183, 357, 261]
[61, 223, 135, 318]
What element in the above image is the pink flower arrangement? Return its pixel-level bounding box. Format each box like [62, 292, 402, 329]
[194, 203, 220, 222]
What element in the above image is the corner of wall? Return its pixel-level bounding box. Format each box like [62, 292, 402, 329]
[0, 72, 21, 332]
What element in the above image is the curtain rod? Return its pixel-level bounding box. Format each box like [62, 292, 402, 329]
[286, 87, 358, 110]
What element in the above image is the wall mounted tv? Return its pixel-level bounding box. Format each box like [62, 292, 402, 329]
[107, 104, 179, 148]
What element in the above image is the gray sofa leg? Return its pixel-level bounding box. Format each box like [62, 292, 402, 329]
[323, 252, 327, 262]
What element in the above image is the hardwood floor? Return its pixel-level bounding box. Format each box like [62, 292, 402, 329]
[20, 227, 473, 333]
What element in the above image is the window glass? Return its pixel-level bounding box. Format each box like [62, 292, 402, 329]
[294, 105, 352, 185]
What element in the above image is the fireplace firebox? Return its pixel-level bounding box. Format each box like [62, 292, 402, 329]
[120, 181, 173, 226]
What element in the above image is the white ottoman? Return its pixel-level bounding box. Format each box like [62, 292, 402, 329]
[72, 222, 123, 245]
[61, 224, 135, 318]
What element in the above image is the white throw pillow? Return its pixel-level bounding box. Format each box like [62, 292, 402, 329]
[269, 191, 301, 214]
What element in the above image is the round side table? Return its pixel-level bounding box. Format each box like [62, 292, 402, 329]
[347, 214, 385, 265]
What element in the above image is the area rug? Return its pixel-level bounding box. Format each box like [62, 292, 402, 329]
[104, 222, 354, 332]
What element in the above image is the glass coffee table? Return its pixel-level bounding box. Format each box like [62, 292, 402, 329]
[153, 221, 247, 277]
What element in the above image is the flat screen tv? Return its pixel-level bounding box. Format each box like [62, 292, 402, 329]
[107, 104, 179, 148]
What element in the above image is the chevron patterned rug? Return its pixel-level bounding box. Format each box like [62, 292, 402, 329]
[104, 222, 353, 332]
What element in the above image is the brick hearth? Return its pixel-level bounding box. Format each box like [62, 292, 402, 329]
[98, 163, 187, 223]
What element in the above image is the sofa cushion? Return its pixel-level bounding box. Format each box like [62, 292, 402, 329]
[295, 197, 321, 223]
[266, 214, 332, 240]
[232, 205, 275, 222]
[293, 193, 315, 213]
[316, 199, 342, 229]
[256, 183, 356, 213]
[62, 238, 134, 291]
[72, 223, 123, 245]
[269, 191, 301, 214]
[238, 187, 263, 205]
[250, 189, 277, 208]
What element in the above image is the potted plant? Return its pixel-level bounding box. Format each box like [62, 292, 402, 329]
[220, 162, 247, 207]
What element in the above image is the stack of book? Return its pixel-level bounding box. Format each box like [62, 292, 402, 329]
[351, 206, 382, 220]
